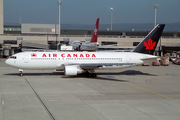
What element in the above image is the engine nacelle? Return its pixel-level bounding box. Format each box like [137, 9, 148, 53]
[64, 65, 86, 76]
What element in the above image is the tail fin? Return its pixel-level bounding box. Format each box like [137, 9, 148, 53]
[91, 18, 100, 43]
[133, 24, 165, 55]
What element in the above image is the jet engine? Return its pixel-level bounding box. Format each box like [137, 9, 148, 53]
[64, 65, 86, 76]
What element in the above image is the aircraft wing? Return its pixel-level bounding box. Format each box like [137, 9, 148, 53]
[61, 62, 134, 70]
[80, 63, 135, 69]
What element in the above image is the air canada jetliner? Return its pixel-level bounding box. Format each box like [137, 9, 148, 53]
[6, 24, 165, 77]
[65, 18, 100, 51]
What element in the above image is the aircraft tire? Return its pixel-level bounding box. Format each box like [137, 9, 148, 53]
[87, 73, 97, 78]
[20, 73, 23, 77]
[20, 72, 23, 77]
[92, 73, 97, 78]
[87, 73, 92, 78]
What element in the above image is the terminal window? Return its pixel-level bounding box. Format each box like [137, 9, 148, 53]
[133, 42, 140, 46]
[101, 41, 117, 45]
[4, 40, 17, 44]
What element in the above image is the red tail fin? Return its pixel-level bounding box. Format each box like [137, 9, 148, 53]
[91, 18, 99, 43]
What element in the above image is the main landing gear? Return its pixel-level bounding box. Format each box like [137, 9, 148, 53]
[87, 73, 97, 78]
[86, 70, 97, 78]
[19, 69, 23, 77]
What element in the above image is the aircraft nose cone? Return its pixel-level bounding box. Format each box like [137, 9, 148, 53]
[5, 59, 11, 65]
[5, 59, 9, 65]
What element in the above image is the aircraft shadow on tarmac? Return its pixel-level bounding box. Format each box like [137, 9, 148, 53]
[4, 72, 63, 76]
[4, 70, 157, 82]
[97, 70, 157, 76]
[62, 74, 128, 82]
[61, 70, 157, 82]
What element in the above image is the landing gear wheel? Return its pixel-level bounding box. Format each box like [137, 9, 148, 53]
[87, 73, 97, 78]
[86, 70, 97, 78]
[20, 71, 23, 77]
[19, 69, 23, 77]
[87, 73, 91, 77]
[92, 73, 97, 78]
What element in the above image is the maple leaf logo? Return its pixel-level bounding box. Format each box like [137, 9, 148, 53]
[144, 38, 156, 53]
[31, 53, 37, 57]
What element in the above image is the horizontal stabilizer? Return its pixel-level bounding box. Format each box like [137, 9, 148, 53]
[140, 57, 159, 63]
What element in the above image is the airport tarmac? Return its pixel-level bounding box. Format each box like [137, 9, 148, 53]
[0, 58, 180, 120]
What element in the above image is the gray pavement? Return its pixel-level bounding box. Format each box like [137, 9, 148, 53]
[0, 58, 180, 120]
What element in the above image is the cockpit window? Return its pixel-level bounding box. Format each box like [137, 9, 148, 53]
[10, 56, 17, 59]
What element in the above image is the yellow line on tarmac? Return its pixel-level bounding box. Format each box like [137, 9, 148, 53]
[124, 82, 180, 103]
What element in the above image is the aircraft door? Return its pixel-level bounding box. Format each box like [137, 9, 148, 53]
[126, 56, 131, 63]
[24, 55, 29, 63]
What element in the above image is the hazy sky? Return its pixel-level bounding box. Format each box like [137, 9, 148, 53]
[4, 0, 180, 25]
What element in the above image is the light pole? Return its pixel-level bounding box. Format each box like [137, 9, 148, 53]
[57, 0, 62, 50]
[154, 4, 161, 56]
[154, 4, 158, 27]
[19, 11, 21, 25]
[110, 7, 114, 31]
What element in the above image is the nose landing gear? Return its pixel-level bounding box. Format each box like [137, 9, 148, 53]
[19, 69, 23, 77]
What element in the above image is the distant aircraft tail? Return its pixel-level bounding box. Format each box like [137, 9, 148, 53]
[91, 18, 100, 43]
[132, 24, 165, 55]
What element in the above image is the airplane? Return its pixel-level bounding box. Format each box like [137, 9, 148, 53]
[5, 24, 165, 77]
[61, 18, 120, 51]
[62, 18, 100, 51]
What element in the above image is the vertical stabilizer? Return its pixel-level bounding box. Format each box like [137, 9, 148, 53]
[133, 24, 165, 55]
[91, 18, 100, 43]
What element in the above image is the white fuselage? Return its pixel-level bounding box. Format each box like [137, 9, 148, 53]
[5, 51, 157, 71]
